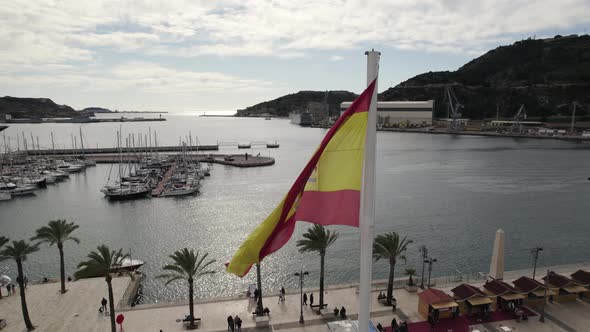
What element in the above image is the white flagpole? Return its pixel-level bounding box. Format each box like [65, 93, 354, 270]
[359, 50, 380, 332]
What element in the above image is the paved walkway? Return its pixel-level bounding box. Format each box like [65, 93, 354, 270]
[1, 262, 590, 331]
[0, 276, 130, 332]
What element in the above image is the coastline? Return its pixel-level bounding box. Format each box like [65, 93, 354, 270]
[379, 127, 590, 142]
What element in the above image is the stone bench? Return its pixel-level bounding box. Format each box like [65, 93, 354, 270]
[320, 308, 335, 318]
[255, 315, 270, 326]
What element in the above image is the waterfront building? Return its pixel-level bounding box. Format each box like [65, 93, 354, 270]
[340, 101, 434, 126]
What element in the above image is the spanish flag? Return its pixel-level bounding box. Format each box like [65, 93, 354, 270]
[226, 79, 377, 277]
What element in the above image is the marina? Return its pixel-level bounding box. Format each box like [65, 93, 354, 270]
[0, 116, 588, 305]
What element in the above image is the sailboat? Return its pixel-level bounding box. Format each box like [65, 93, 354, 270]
[101, 130, 150, 200]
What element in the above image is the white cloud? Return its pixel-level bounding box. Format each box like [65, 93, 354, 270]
[330, 55, 344, 61]
[1, 0, 589, 65]
[0, 61, 274, 94]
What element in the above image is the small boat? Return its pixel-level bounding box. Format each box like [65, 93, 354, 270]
[111, 258, 145, 273]
[9, 185, 37, 196]
[238, 144, 251, 149]
[198, 163, 210, 177]
[267, 141, 280, 148]
[160, 184, 199, 197]
[102, 185, 150, 200]
[224, 155, 234, 161]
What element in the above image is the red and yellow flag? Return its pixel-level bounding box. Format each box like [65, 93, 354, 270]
[226, 79, 376, 277]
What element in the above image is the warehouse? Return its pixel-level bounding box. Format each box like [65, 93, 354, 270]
[340, 100, 434, 126]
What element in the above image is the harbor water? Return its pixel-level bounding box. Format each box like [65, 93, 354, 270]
[1, 114, 589, 303]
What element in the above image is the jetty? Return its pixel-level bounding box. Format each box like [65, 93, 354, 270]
[90, 154, 275, 168]
[151, 162, 176, 197]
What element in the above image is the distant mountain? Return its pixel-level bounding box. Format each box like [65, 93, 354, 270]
[0, 96, 78, 118]
[240, 35, 590, 121]
[80, 107, 112, 113]
[236, 90, 358, 118]
[380, 34, 590, 120]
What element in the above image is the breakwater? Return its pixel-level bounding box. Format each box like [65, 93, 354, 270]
[91, 153, 275, 167]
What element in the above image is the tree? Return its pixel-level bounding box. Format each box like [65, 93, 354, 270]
[75, 245, 128, 332]
[296, 224, 339, 308]
[158, 249, 215, 330]
[31, 219, 80, 294]
[0, 240, 40, 331]
[373, 232, 413, 305]
[404, 268, 416, 286]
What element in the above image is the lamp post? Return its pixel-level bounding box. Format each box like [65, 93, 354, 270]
[294, 270, 309, 324]
[531, 247, 543, 280]
[419, 245, 428, 289]
[256, 263, 263, 314]
[424, 257, 437, 288]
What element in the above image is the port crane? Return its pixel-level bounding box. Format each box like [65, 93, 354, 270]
[443, 86, 463, 131]
[511, 104, 527, 134]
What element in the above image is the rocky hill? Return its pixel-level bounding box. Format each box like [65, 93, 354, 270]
[236, 90, 358, 118]
[0, 97, 78, 118]
[381, 35, 590, 120]
[240, 35, 590, 121]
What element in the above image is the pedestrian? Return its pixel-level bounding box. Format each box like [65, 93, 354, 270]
[310, 293, 314, 306]
[101, 297, 108, 315]
[376, 322, 383, 332]
[391, 297, 397, 311]
[11, 284, 15, 295]
[340, 306, 346, 319]
[67, 276, 72, 282]
[303, 292, 308, 305]
[234, 315, 242, 332]
[392, 318, 399, 332]
[227, 315, 234, 332]
[333, 307, 339, 316]
[6, 284, 10, 295]
[23, 276, 28, 289]
[254, 288, 259, 302]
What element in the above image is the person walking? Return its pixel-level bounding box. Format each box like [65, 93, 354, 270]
[303, 292, 308, 305]
[23, 276, 28, 289]
[6, 284, 10, 296]
[11, 284, 15, 295]
[234, 315, 242, 332]
[310, 293, 314, 306]
[227, 315, 234, 332]
[101, 297, 108, 315]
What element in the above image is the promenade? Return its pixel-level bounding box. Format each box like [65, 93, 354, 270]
[1, 262, 590, 331]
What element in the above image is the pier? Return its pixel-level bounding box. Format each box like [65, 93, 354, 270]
[90, 153, 275, 168]
[151, 162, 176, 197]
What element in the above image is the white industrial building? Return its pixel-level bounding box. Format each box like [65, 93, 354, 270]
[340, 100, 434, 125]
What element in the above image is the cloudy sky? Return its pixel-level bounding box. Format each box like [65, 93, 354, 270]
[1, 0, 589, 113]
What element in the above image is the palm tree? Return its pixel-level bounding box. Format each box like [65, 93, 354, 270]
[75, 245, 128, 332]
[373, 232, 412, 305]
[404, 268, 416, 286]
[31, 219, 80, 294]
[158, 248, 215, 330]
[296, 224, 339, 308]
[0, 240, 40, 331]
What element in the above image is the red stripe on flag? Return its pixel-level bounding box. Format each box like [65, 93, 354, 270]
[258, 79, 376, 261]
[296, 190, 360, 227]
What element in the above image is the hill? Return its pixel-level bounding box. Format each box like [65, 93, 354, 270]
[240, 35, 590, 121]
[0, 97, 78, 119]
[380, 35, 590, 120]
[80, 107, 112, 113]
[236, 90, 358, 118]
